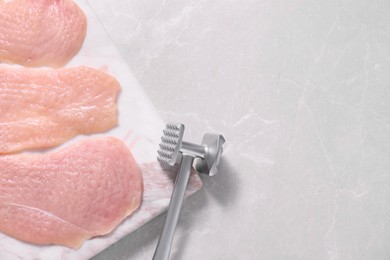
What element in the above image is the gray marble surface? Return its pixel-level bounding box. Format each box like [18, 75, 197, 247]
[89, 0, 390, 259]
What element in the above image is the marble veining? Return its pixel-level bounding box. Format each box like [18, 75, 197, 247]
[90, 0, 390, 259]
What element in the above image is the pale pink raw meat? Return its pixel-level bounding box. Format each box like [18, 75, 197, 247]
[0, 0, 86, 67]
[0, 137, 143, 249]
[0, 65, 120, 154]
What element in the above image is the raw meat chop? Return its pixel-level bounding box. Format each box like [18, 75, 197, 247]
[0, 137, 143, 249]
[0, 65, 120, 154]
[0, 0, 86, 67]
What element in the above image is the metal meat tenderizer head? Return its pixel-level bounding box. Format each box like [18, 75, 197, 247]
[153, 123, 226, 260]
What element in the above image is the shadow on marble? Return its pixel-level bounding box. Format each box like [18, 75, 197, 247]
[200, 159, 239, 207]
[170, 159, 239, 259]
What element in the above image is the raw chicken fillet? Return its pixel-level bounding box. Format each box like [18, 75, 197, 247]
[0, 65, 120, 154]
[0, 137, 143, 248]
[0, 0, 87, 67]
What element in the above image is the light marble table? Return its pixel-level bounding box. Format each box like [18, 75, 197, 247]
[89, 0, 390, 259]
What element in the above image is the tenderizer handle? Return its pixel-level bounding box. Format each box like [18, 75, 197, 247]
[153, 154, 194, 260]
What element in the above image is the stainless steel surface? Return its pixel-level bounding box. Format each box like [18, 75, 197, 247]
[158, 123, 184, 166]
[181, 141, 206, 159]
[194, 134, 226, 176]
[154, 123, 226, 260]
[152, 155, 193, 260]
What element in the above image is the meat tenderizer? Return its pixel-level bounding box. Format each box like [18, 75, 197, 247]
[153, 123, 226, 260]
